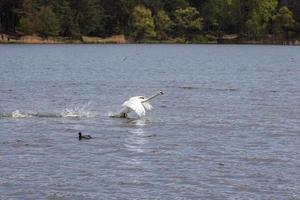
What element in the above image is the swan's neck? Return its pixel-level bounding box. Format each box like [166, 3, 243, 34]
[143, 93, 161, 102]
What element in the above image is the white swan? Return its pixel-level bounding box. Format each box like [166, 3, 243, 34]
[113, 91, 164, 118]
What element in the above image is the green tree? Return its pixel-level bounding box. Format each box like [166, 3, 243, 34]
[154, 10, 173, 40]
[272, 6, 295, 39]
[16, 0, 39, 35]
[245, 11, 261, 39]
[18, 16, 34, 35]
[101, 0, 137, 35]
[70, 0, 104, 36]
[173, 6, 203, 40]
[51, 0, 80, 38]
[130, 5, 156, 40]
[164, 0, 189, 13]
[279, 0, 300, 22]
[35, 6, 59, 37]
[204, 0, 241, 36]
[244, 0, 278, 38]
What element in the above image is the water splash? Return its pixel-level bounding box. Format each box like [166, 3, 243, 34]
[134, 118, 147, 126]
[0, 103, 95, 119]
[11, 110, 28, 118]
[61, 103, 94, 118]
[125, 118, 148, 127]
[107, 111, 114, 117]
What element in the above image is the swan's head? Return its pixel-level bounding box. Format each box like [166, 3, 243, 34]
[159, 91, 164, 95]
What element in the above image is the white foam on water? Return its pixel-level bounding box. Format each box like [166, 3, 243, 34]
[107, 111, 115, 117]
[1, 102, 96, 119]
[61, 103, 95, 118]
[11, 110, 28, 118]
[133, 118, 147, 126]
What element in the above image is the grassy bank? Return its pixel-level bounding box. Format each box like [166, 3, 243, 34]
[0, 34, 127, 44]
[0, 34, 299, 45]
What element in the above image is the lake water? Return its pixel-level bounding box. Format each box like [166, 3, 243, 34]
[0, 44, 299, 200]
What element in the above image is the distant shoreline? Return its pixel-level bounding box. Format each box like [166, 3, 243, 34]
[0, 34, 128, 44]
[0, 34, 299, 45]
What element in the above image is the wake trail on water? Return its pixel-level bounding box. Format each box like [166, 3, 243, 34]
[0, 104, 96, 119]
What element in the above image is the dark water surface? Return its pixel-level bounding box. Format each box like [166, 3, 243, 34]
[0, 44, 299, 199]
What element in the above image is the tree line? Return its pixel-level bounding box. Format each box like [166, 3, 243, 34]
[0, 0, 299, 41]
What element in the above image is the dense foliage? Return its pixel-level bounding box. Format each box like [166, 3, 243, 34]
[0, 0, 299, 41]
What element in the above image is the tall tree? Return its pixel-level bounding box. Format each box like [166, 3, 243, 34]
[18, 16, 33, 34]
[204, 0, 241, 35]
[154, 10, 173, 40]
[101, 0, 137, 35]
[130, 5, 156, 40]
[16, 0, 39, 35]
[272, 6, 295, 39]
[244, 0, 278, 38]
[173, 6, 203, 40]
[70, 0, 104, 36]
[51, 0, 80, 38]
[35, 6, 59, 37]
[279, 0, 300, 22]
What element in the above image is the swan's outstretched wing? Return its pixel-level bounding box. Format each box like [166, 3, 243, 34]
[142, 101, 152, 110]
[122, 98, 146, 117]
